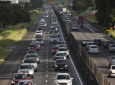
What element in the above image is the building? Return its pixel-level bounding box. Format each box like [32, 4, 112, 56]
[0, 0, 18, 4]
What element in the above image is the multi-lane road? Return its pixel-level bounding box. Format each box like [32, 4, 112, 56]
[0, 6, 90, 85]
[58, 6, 115, 85]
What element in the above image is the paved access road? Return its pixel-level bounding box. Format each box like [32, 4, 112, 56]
[0, 6, 89, 85]
[59, 8, 115, 85]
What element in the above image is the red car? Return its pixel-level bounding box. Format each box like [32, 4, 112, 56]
[11, 73, 30, 85]
[52, 56, 65, 67]
[28, 44, 39, 52]
[52, 46, 59, 55]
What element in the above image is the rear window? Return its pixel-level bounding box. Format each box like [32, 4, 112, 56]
[29, 45, 36, 47]
[88, 43, 95, 45]
[53, 47, 59, 49]
[106, 41, 112, 44]
[59, 48, 67, 51]
[91, 46, 97, 48]
[111, 45, 115, 47]
[94, 39, 100, 42]
[57, 42, 64, 44]
[111, 57, 115, 59]
[112, 66, 115, 69]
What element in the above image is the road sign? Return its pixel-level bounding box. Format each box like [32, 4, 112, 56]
[110, 27, 113, 31]
[58, 0, 62, 4]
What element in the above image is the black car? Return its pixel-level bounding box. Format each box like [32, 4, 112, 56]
[50, 28, 57, 33]
[53, 30, 60, 36]
[93, 38, 101, 46]
[104, 40, 113, 48]
[54, 59, 68, 71]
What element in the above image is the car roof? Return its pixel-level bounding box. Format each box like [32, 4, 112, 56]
[89, 45, 98, 47]
[14, 73, 26, 75]
[57, 73, 69, 75]
[87, 42, 94, 43]
[59, 47, 67, 49]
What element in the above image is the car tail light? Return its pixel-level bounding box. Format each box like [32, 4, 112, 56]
[89, 48, 91, 50]
[110, 45, 111, 48]
[110, 71, 112, 73]
[52, 50, 54, 52]
[110, 60, 112, 62]
[97, 48, 99, 50]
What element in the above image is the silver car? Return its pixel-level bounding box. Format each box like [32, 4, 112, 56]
[88, 45, 99, 54]
[50, 35, 59, 43]
[56, 41, 65, 47]
[86, 42, 95, 50]
[109, 44, 115, 52]
[108, 55, 115, 68]
[72, 25, 78, 30]
[22, 59, 37, 72]
[18, 64, 34, 79]
[24, 54, 40, 64]
[36, 38, 44, 45]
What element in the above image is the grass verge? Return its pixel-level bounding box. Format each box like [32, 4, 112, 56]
[0, 9, 41, 67]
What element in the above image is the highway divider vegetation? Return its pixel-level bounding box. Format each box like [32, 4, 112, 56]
[0, 3, 42, 66]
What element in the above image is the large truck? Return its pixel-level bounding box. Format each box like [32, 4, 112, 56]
[62, 8, 66, 13]
[76, 16, 84, 24]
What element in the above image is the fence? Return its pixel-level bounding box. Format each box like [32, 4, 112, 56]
[53, 6, 112, 85]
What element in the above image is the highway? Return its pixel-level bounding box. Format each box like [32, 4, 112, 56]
[0, 6, 89, 85]
[58, 7, 115, 85]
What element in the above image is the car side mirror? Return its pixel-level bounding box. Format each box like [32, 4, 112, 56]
[71, 78, 73, 79]
[53, 78, 56, 80]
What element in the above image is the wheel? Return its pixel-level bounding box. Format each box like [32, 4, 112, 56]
[38, 61, 40, 64]
[42, 44, 44, 46]
[66, 68, 68, 71]
[67, 55, 69, 58]
[31, 75, 34, 79]
[54, 68, 57, 71]
[50, 42, 52, 43]
[108, 74, 111, 78]
[35, 69, 37, 72]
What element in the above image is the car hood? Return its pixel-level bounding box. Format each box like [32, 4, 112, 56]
[18, 69, 33, 72]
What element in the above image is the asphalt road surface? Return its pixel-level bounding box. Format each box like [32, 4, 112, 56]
[60, 8, 115, 85]
[0, 6, 89, 85]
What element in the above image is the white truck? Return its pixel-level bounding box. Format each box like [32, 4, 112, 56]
[63, 8, 66, 13]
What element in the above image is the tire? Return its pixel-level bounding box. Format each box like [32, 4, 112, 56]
[54, 68, 57, 71]
[31, 75, 34, 79]
[35, 69, 37, 72]
[67, 55, 69, 58]
[108, 74, 111, 78]
[38, 61, 40, 64]
[66, 68, 68, 71]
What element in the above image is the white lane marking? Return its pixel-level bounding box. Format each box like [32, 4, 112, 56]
[46, 80, 47, 82]
[47, 59, 48, 61]
[46, 75, 48, 77]
[58, 20, 83, 85]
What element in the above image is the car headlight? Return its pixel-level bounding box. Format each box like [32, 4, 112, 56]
[55, 65, 58, 67]
[68, 81, 71, 84]
[29, 71, 33, 74]
[11, 80, 15, 83]
[55, 81, 59, 84]
[65, 65, 68, 67]
[37, 58, 39, 60]
[41, 41, 43, 43]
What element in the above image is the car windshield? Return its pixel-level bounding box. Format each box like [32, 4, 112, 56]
[83, 40, 89, 42]
[56, 60, 66, 64]
[36, 32, 41, 33]
[91, 46, 97, 48]
[54, 57, 64, 60]
[56, 53, 66, 56]
[29, 45, 36, 47]
[73, 26, 77, 27]
[52, 36, 58, 38]
[106, 41, 112, 44]
[14, 74, 27, 79]
[57, 75, 70, 79]
[37, 39, 42, 41]
[28, 54, 38, 57]
[111, 45, 115, 47]
[20, 65, 32, 69]
[54, 31, 58, 33]
[53, 47, 59, 49]
[112, 66, 115, 69]
[59, 48, 67, 51]
[24, 60, 35, 63]
[28, 50, 37, 53]
[19, 82, 32, 85]
[57, 42, 63, 44]
[58, 44, 64, 47]
[88, 43, 95, 45]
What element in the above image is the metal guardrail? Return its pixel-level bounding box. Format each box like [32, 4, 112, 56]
[53, 7, 112, 85]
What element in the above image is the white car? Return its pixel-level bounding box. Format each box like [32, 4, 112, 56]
[65, 18, 70, 21]
[88, 45, 99, 54]
[108, 65, 115, 78]
[53, 73, 73, 85]
[35, 31, 42, 35]
[109, 44, 115, 52]
[72, 25, 78, 30]
[86, 42, 95, 50]
[57, 47, 70, 58]
[18, 80, 36, 85]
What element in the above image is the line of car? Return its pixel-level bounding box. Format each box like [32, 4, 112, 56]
[11, 5, 74, 85]
[56, 6, 115, 78]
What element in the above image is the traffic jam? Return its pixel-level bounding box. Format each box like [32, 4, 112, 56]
[11, 5, 74, 85]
